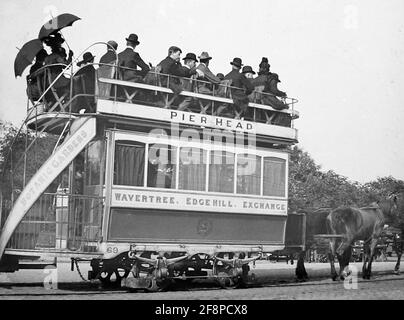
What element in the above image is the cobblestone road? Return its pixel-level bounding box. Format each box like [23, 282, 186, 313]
[1, 260, 404, 300]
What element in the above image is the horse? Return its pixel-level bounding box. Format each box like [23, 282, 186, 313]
[326, 195, 399, 280]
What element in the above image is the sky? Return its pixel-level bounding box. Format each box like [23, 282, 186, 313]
[0, 0, 403, 184]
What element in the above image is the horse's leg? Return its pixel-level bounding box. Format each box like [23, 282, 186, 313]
[362, 242, 370, 279]
[329, 239, 338, 281]
[394, 234, 402, 275]
[295, 251, 308, 281]
[394, 252, 402, 275]
[341, 245, 353, 280]
[365, 237, 379, 279]
[336, 245, 351, 280]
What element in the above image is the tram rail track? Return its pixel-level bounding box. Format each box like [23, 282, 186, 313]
[1, 270, 403, 298]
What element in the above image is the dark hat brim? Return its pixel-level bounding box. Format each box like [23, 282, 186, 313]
[183, 56, 198, 62]
[77, 56, 95, 66]
[243, 70, 256, 74]
[230, 61, 243, 67]
[126, 38, 140, 44]
[199, 57, 212, 61]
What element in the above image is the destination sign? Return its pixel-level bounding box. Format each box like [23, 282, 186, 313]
[111, 189, 287, 216]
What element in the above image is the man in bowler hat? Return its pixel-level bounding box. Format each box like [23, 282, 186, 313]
[73, 52, 96, 112]
[118, 34, 150, 81]
[178, 52, 199, 111]
[251, 57, 290, 126]
[100, 40, 118, 65]
[224, 58, 254, 119]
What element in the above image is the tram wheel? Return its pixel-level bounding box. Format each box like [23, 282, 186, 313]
[98, 269, 130, 288]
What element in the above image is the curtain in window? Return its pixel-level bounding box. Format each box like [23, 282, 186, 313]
[237, 154, 261, 195]
[209, 151, 234, 193]
[179, 148, 206, 191]
[114, 143, 145, 186]
[263, 157, 286, 197]
[85, 140, 103, 186]
[147, 145, 177, 189]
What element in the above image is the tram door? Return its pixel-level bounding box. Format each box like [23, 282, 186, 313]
[66, 139, 105, 251]
[66, 151, 85, 251]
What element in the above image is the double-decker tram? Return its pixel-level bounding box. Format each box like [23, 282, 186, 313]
[0, 43, 304, 290]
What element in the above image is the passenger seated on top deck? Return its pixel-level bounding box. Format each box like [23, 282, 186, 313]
[72, 52, 96, 113]
[43, 33, 74, 108]
[177, 52, 199, 111]
[193, 52, 233, 116]
[216, 73, 225, 81]
[157, 46, 198, 92]
[251, 57, 290, 126]
[26, 49, 48, 103]
[155, 46, 198, 108]
[99, 40, 118, 65]
[118, 34, 150, 82]
[195, 52, 221, 95]
[241, 65, 256, 121]
[224, 57, 254, 119]
[251, 57, 288, 110]
[98, 41, 118, 100]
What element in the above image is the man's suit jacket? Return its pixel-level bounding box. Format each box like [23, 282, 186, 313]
[100, 50, 117, 65]
[118, 48, 150, 80]
[224, 69, 254, 95]
[196, 63, 221, 84]
[158, 56, 195, 78]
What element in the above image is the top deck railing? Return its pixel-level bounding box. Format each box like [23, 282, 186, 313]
[25, 61, 299, 129]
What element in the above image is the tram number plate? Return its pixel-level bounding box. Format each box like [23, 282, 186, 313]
[106, 246, 119, 254]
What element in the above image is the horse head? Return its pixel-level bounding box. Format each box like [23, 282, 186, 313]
[377, 194, 399, 222]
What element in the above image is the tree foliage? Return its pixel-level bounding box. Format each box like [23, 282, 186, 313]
[0, 120, 58, 200]
[288, 145, 404, 211]
[288, 146, 404, 242]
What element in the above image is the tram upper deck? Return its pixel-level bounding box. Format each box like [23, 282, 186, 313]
[25, 62, 299, 145]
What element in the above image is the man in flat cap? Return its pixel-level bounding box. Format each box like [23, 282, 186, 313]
[118, 34, 150, 81]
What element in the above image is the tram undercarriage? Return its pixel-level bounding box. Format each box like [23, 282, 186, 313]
[85, 250, 259, 291]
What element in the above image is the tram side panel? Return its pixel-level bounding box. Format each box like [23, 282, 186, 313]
[100, 130, 290, 257]
[108, 208, 286, 246]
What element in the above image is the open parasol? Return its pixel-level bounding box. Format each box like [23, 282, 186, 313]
[38, 13, 81, 40]
[14, 39, 44, 77]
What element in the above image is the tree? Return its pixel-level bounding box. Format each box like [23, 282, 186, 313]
[0, 120, 58, 205]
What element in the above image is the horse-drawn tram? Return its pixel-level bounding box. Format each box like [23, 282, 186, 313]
[0, 46, 304, 291]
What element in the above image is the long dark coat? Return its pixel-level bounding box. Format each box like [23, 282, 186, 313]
[224, 69, 254, 114]
[118, 48, 150, 80]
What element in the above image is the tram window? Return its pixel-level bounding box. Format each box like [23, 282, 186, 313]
[209, 151, 234, 193]
[114, 141, 145, 186]
[147, 144, 177, 189]
[85, 140, 103, 186]
[179, 147, 207, 191]
[237, 154, 261, 195]
[263, 157, 286, 197]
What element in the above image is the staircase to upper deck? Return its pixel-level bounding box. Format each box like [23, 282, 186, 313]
[0, 116, 97, 260]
